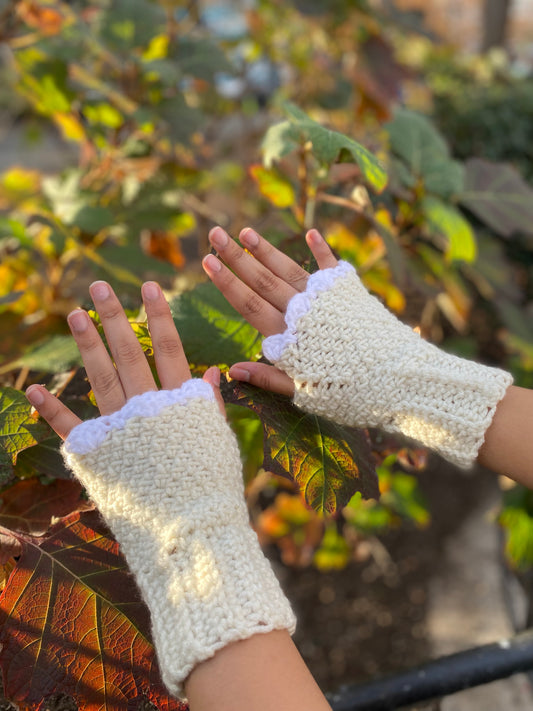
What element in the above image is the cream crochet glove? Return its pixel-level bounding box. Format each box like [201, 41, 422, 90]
[263, 261, 513, 468]
[61, 379, 296, 698]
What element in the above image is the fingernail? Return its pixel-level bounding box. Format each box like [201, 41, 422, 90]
[306, 229, 322, 245]
[68, 309, 89, 333]
[142, 281, 160, 301]
[90, 281, 110, 300]
[240, 228, 259, 248]
[229, 366, 250, 382]
[205, 367, 221, 387]
[26, 386, 44, 406]
[203, 254, 222, 273]
[209, 227, 229, 250]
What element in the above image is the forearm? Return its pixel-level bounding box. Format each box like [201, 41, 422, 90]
[478, 385, 533, 487]
[186, 630, 332, 711]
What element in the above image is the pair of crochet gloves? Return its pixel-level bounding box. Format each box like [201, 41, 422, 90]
[62, 261, 512, 698]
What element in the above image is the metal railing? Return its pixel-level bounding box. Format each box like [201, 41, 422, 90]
[328, 628, 533, 710]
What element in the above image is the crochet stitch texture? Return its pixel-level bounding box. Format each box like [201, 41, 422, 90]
[263, 261, 513, 468]
[62, 380, 296, 698]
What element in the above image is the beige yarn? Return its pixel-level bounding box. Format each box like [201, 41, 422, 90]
[62, 382, 296, 698]
[263, 262, 513, 468]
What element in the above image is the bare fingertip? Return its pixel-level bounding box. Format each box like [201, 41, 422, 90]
[26, 385, 44, 407]
[202, 254, 222, 274]
[306, 229, 323, 246]
[204, 366, 221, 387]
[240, 228, 259, 248]
[142, 281, 161, 302]
[229, 365, 251, 382]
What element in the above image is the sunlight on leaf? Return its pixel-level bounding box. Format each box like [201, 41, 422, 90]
[223, 380, 379, 514]
[422, 196, 477, 262]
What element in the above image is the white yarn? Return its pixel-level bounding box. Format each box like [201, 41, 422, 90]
[62, 381, 296, 698]
[263, 262, 513, 468]
[66, 379, 215, 454]
[263, 260, 353, 362]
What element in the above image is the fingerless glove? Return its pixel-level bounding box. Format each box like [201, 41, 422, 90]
[263, 261, 513, 468]
[62, 379, 296, 698]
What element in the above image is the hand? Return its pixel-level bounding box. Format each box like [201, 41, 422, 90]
[202, 226, 338, 396]
[25, 280, 224, 437]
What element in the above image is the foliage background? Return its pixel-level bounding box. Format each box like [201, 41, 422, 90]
[1, 0, 533, 708]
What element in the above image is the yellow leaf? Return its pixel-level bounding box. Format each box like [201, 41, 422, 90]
[142, 34, 169, 62]
[53, 112, 85, 142]
[1, 167, 41, 196]
[249, 164, 296, 208]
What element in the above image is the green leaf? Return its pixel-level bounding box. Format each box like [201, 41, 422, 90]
[386, 109, 464, 198]
[222, 380, 379, 515]
[71, 205, 115, 233]
[11, 335, 82, 374]
[170, 282, 262, 366]
[421, 196, 477, 262]
[171, 38, 233, 82]
[459, 158, 533, 238]
[98, 0, 165, 51]
[0, 388, 49, 484]
[158, 95, 206, 143]
[263, 103, 388, 192]
[14, 435, 71, 480]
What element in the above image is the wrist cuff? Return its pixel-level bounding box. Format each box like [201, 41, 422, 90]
[62, 380, 296, 698]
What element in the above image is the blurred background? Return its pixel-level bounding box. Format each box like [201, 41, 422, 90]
[1, 1, 533, 709]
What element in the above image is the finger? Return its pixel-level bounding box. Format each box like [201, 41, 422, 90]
[142, 282, 190, 390]
[26, 385, 82, 440]
[306, 229, 338, 270]
[208, 226, 298, 311]
[229, 362, 295, 397]
[238, 227, 310, 292]
[89, 281, 157, 400]
[202, 254, 285, 337]
[203, 366, 226, 417]
[67, 309, 126, 415]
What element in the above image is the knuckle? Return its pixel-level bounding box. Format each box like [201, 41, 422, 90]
[286, 267, 308, 288]
[242, 294, 264, 317]
[255, 271, 278, 294]
[254, 370, 272, 391]
[154, 335, 183, 358]
[43, 397, 63, 422]
[92, 369, 120, 394]
[99, 304, 123, 322]
[115, 342, 144, 366]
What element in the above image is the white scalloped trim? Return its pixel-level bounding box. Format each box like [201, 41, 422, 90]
[263, 260, 355, 362]
[64, 379, 215, 455]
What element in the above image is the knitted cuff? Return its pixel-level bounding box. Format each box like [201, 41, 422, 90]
[263, 262, 513, 468]
[62, 379, 296, 698]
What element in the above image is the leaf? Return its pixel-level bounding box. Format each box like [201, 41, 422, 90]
[223, 380, 379, 514]
[170, 282, 261, 366]
[0, 479, 92, 536]
[0, 388, 49, 484]
[459, 158, 533, 237]
[0, 511, 186, 710]
[386, 109, 464, 199]
[171, 38, 233, 82]
[263, 103, 388, 193]
[71, 205, 115, 233]
[10, 334, 82, 374]
[249, 164, 296, 207]
[15, 435, 72, 480]
[421, 196, 477, 262]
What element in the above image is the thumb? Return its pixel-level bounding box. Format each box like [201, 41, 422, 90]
[228, 363, 295, 397]
[203, 366, 226, 417]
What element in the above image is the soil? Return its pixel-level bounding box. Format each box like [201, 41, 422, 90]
[275, 457, 515, 707]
